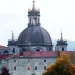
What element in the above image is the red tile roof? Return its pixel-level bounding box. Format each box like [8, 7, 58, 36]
[7, 51, 58, 59]
[0, 54, 12, 59]
[1, 51, 75, 59]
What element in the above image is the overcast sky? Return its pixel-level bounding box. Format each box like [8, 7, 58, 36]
[0, 0, 75, 46]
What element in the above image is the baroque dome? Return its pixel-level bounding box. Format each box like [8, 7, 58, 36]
[18, 25, 52, 46]
[17, 1, 53, 50]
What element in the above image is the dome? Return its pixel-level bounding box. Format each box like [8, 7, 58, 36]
[18, 25, 52, 46]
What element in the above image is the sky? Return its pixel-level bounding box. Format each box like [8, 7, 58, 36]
[0, 0, 75, 46]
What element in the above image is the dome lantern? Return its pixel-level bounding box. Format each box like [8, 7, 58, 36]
[28, 1, 40, 26]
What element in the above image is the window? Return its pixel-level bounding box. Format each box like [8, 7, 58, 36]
[12, 48, 15, 53]
[22, 47, 26, 51]
[28, 60, 30, 62]
[44, 60, 46, 62]
[30, 18, 31, 23]
[3, 51, 9, 54]
[14, 67, 16, 70]
[0, 60, 1, 64]
[38, 18, 39, 23]
[14, 60, 16, 63]
[35, 66, 37, 70]
[62, 47, 64, 51]
[36, 49, 40, 51]
[44, 66, 46, 70]
[28, 66, 30, 70]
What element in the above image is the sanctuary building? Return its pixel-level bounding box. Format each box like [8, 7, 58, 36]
[0, 1, 69, 75]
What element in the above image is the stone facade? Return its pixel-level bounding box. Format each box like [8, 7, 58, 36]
[7, 57, 56, 75]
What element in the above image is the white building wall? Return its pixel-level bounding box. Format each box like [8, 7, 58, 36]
[8, 57, 56, 75]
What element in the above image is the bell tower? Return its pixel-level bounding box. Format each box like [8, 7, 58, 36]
[55, 32, 68, 51]
[28, 1, 40, 26]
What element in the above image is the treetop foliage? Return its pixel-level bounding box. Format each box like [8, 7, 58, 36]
[43, 52, 75, 75]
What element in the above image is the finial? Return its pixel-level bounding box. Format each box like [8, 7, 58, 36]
[33, 0, 35, 4]
[12, 31, 14, 41]
[32, 0, 35, 11]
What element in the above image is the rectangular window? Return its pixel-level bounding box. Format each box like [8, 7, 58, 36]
[14, 60, 16, 63]
[28, 60, 30, 62]
[35, 66, 37, 70]
[44, 66, 46, 70]
[28, 66, 30, 70]
[14, 67, 16, 70]
[44, 60, 46, 62]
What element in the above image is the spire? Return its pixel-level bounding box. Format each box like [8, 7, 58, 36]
[32, 0, 36, 11]
[12, 31, 14, 41]
[61, 31, 63, 40]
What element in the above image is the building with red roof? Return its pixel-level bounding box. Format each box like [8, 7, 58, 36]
[0, 1, 73, 75]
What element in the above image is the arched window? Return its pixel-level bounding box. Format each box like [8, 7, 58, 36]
[3, 51, 9, 54]
[30, 18, 31, 23]
[62, 47, 64, 51]
[12, 48, 15, 53]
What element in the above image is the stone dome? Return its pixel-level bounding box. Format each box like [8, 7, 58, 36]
[18, 25, 52, 46]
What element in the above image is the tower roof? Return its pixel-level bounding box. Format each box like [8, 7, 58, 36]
[56, 32, 68, 46]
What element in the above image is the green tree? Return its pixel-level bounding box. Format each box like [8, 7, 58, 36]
[43, 52, 75, 75]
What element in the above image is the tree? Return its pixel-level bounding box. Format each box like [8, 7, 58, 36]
[1, 67, 9, 75]
[69, 52, 75, 64]
[43, 52, 75, 75]
[56, 50, 60, 57]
